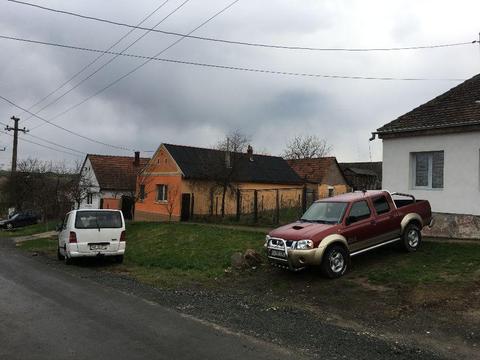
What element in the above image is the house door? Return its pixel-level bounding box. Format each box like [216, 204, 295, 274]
[180, 194, 191, 221]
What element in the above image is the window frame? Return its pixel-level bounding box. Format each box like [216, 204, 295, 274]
[86, 193, 93, 205]
[139, 184, 146, 201]
[411, 151, 444, 190]
[156, 184, 168, 202]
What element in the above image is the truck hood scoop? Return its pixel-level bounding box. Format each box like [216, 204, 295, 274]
[292, 225, 305, 230]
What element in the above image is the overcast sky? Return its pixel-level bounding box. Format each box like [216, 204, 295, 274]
[0, 0, 479, 168]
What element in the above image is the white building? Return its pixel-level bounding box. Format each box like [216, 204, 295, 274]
[78, 153, 149, 218]
[373, 74, 480, 238]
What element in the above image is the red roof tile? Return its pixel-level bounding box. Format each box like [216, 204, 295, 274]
[287, 157, 338, 184]
[87, 154, 149, 191]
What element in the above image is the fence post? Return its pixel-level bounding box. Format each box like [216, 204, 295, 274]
[253, 190, 258, 223]
[275, 189, 280, 224]
[236, 189, 241, 221]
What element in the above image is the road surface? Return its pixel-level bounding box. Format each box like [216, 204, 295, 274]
[0, 239, 301, 360]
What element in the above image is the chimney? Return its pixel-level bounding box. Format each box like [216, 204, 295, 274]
[133, 151, 140, 166]
[247, 145, 254, 162]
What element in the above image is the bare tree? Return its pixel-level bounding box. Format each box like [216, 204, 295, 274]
[162, 185, 179, 221]
[215, 130, 251, 153]
[283, 135, 332, 159]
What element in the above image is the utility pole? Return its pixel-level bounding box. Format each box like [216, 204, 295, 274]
[5, 116, 29, 172]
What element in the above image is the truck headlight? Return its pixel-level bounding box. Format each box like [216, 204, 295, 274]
[264, 235, 271, 247]
[296, 239, 313, 250]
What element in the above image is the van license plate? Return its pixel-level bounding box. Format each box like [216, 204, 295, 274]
[90, 245, 108, 250]
[269, 249, 286, 258]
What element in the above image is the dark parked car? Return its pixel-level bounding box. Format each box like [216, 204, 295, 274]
[0, 212, 39, 230]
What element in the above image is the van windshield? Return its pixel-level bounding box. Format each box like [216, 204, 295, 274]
[75, 211, 123, 229]
[300, 202, 347, 224]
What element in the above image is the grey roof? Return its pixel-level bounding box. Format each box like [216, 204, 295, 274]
[339, 162, 382, 181]
[377, 73, 480, 135]
[164, 143, 303, 185]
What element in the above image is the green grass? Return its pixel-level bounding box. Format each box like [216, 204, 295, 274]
[18, 237, 57, 253]
[355, 241, 480, 285]
[3, 220, 58, 237]
[122, 222, 266, 285]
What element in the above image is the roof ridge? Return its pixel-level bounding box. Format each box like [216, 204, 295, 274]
[163, 143, 283, 159]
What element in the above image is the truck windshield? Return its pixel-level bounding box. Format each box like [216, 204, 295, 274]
[300, 202, 347, 224]
[75, 211, 123, 229]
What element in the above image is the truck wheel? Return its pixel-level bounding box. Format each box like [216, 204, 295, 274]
[321, 245, 349, 278]
[114, 255, 124, 264]
[64, 254, 74, 265]
[402, 223, 421, 252]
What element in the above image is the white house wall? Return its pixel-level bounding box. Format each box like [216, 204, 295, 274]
[382, 131, 480, 215]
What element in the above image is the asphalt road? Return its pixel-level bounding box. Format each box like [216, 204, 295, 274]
[0, 240, 301, 360]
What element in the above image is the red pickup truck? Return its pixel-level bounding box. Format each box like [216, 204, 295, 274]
[266, 190, 433, 278]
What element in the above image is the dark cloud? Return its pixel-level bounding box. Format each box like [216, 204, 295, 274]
[0, 0, 479, 169]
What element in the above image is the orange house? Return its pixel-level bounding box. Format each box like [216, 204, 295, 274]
[134, 143, 304, 222]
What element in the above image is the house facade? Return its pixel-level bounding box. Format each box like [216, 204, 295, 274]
[373, 73, 480, 238]
[134, 144, 304, 222]
[78, 153, 149, 218]
[287, 157, 350, 201]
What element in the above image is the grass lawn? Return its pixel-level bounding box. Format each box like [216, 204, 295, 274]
[15, 222, 480, 289]
[3, 220, 58, 237]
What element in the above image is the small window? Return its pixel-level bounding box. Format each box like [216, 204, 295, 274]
[139, 185, 146, 200]
[86, 193, 93, 205]
[347, 200, 371, 223]
[411, 151, 444, 189]
[156, 184, 168, 202]
[373, 196, 390, 215]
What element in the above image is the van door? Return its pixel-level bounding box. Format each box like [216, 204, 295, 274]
[73, 211, 124, 253]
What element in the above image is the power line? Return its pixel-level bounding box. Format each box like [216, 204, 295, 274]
[8, 0, 478, 52]
[0, 94, 133, 151]
[24, 0, 192, 125]
[21, 0, 171, 122]
[0, 119, 84, 154]
[0, 34, 467, 83]
[29, 0, 241, 132]
[1, 129, 82, 157]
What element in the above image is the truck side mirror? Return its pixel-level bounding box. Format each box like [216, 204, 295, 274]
[55, 223, 63, 232]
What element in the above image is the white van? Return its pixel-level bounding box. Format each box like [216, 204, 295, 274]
[57, 209, 126, 264]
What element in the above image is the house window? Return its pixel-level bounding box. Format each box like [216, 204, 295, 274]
[411, 151, 444, 189]
[86, 193, 93, 205]
[156, 184, 168, 202]
[139, 185, 146, 201]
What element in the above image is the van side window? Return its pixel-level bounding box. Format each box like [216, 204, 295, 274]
[373, 196, 390, 215]
[348, 201, 371, 224]
[62, 214, 70, 230]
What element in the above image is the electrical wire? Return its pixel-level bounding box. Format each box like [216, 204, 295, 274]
[8, 0, 478, 52]
[29, 0, 241, 132]
[21, 0, 171, 122]
[0, 130, 82, 157]
[24, 0, 192, 125]
[0, 94, 133, 151]
[0, 34, 467, 83]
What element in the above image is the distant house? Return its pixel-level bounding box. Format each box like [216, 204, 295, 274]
[373, 73, 480, 238]
[287, 157, 350, 202]
[134, 143, 303, 221]
[79, 153, 149, 218]
[339, 162, 382, 190]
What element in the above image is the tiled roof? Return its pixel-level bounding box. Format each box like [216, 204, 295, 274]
[88, 154, 150, 191]
[286, 157, 338, 184]
[377, 74, 480, 135]
[163, 144, 303, 185]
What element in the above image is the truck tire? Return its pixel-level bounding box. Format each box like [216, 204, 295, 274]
[57, 247, 64, 261]
[321, 245, 349, 278]
[402, 223, 422, 252]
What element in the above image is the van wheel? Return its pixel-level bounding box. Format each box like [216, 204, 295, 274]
[321, 245, 349, 279]
[57, 247, 64, 260]
[114, 255, 124, 264]
[64, 254, 73, 265]
[402, 223, 421, 252]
